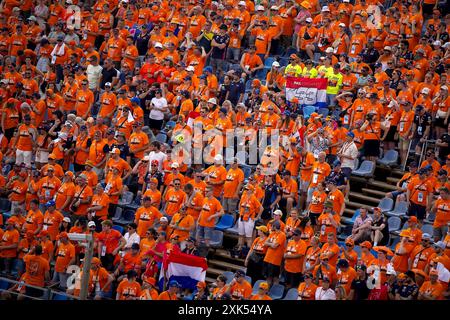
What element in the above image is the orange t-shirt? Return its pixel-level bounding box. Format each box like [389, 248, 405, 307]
[23, 254, 50, 287]
[54, 242, 76, 273]
[284, 238, 307, 273]
[263, 231, 286, 266]
[198, 197, 222, 228]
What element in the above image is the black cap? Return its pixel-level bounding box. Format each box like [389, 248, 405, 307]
[292, 228, 302, 236]
[337, 259, 349, 268]
[438, 169, 448, 176]
[235, 270, 245, 277]
[131, 243, 140, 250]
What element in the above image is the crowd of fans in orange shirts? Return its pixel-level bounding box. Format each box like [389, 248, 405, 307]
[0, 0, 449, 300]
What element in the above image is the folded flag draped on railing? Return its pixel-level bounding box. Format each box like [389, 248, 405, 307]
[158, 251, 208, 291]
[285, 77, 328, 108]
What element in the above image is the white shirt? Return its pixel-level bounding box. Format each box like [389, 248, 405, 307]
[124, 232, 140, 249]
[338, 141, 359, 169]
[148, 150, 167, 172]
[315, 287, 336, 300]
[149, 97, 168, 121]
[86, 64, 103, 90]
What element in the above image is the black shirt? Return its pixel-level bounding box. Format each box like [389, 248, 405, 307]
[136, 31, 151, 56]
[328, 170, 347, 187]
[211, 33, 230, 60]
[413, 112, 432, 138]
[438, 133, 450, 160]
[372, 216, 389, 246]
[350, 277, 370, 300]
[227, 80, 245, 106]
[262, 183, 281, 208]
[110, 142, 131, 160]
[100, 67, 120, 89]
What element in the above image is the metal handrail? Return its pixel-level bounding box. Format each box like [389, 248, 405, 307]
[0, 277, 80, 300]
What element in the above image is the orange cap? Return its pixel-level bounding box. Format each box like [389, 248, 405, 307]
[196, 281, 206, 289]
[360, 241, 372, 249]
[58, 232, 68, 239]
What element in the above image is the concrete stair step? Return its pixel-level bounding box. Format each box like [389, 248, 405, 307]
[349, 192, 381, 204]
[362, 188, 389, 198]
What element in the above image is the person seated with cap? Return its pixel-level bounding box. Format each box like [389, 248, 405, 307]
[315, 276, 336, 300]
[227, 269, 252, 300]
[139, 277, 160, 300]
[116, 270, 142, 300]
[250, 281, 272, 300]
[69, 256, 114, 300]
[193, 281, 209, 300]
[182, 237, 200, 256]
[418, 268, 445, 300]
[158, 279, 180, 300]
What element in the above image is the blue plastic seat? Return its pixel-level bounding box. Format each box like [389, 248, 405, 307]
[52, 292, 69, 300]
[112, 225, 125, 235]
[302, 105, 316, 120]
[283, 288, 299, 300]
[0, 279, 10, 291]
[421, 224, 433, 236]
[268, 284, 285, 300]
[215, 214, 235, 231]
[386, 201, 408, 218]
[118, 191, 134, 207]
[244, 275, 252, 285]
[378, 197, 394, 213]
[209, 230, 223, 248]
[264, 57, 276, 69]
[117, 208, 136, 226]
[155, 133, 168, 144]
[377, 150, 399, 167]
[223, 271, 234, 284]
[352, 161, 375, 178]
[388, 216, 402, 232]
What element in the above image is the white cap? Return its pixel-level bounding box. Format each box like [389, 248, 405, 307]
[218, 4, 224, 9]
[27, 16, 37, 22]
[171, 162, 179, 168]
[433, 40, 442, 46]
[88, 221, 96, 228]
[66, 0, 73, 3]
[160, 217, 168, 222]
[444, 42, 450, 49]
[421, 87, 430, 94]
[273, 209, 283, 216]
[272, 61, 280, 67]
[270, 5, 279, 10]
[207, 97, 217, 105]
[143, 155, 150, 161]
[105, 82, 112, 87]
[343, 0, 350, 2]
[214, 154, 223, 162]
[339, 22, 346, 27]
[384, 46, 392, 51]
[256, 5, 265, 11]
[305, 17, 313, 23]
[63, 217, 71, 223]
[238, 1, 246, 6]
[122, 0, 129, 2]
[322, 6, 330, 12]
[154, 42, 163, 48]
[186, 66, 195, 72]
[325, 47, 334, 53]
[441, 85, 448, 91]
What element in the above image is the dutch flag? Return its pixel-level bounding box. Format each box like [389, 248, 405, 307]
[158, 251, 208, 291]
